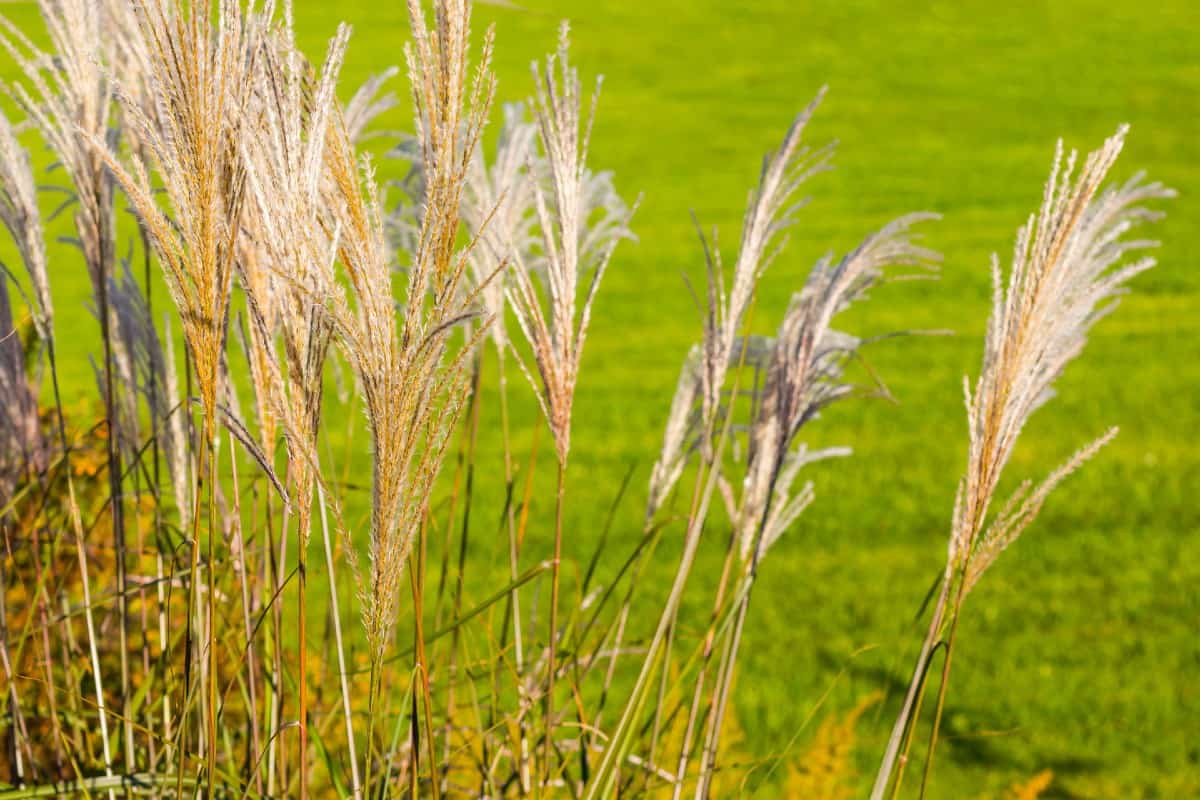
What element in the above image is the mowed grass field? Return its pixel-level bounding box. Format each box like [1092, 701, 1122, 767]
[2, 0, 1197, 796]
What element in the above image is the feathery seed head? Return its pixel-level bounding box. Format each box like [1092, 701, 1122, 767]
[0, 110, 51, 340]
[733, 214, 939, 560]
[508, 23, 637, 465]
[99, 0, 267, 430]
[948, 126, 1172, 592]
[326, 0, 495, 665]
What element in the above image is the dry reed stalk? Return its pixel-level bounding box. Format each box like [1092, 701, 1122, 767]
[871, 127, 1173, 800]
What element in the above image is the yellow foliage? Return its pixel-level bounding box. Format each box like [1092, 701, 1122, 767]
[782, 691, 882, 799]
[1003, 769, 1054, 800]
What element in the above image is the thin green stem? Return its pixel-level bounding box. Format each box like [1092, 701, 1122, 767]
[919, 603, 963, 798]
[871, 574, 951, 800]
[544, 457, 567, 787]
[318, 486, 361, 797]
[409, 516, 441, 800]
[206, 417, 218, 798]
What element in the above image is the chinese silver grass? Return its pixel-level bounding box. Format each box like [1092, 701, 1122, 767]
[0, 276, 43, 497]
[694, 214, 939, 797]
[323, 0, 492, 675]
[646, 95, 831, 523]
[241, 14, 348, 524]
[588, 100, 833, 798]
[871, 126, 1174, 799]
[948, 129, 1174, 588]
[345, 66, 400, 145]
[0, 0, 119, 295]
[507, 23, 636, 466]
[160, 317, 192, 530]
[239, 20, 351, 793]
[404, 0, 496, 292]
[646, 344, 702, 522]
[320, 6, 494, 793]
[0, 106, 45, 492]
[733, 214, 939, 561]
[460, 101, 539, 777]
[99, 0, 265, 429]
[504, 25, 635, 776]
[234, 235, 282, 453]
[0, 4, 135, 783]
[93, 3, 267, 790]
[0, 0, 139, 424]
[698, 89, 833, 425]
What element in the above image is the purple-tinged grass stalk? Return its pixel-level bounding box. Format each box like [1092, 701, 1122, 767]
[871, 126, 1174, 800]
[586, 92, 831, 800]
[692, 214, 939, 798]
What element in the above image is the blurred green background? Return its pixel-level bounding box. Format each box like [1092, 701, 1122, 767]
[3, 0, 1198, 796]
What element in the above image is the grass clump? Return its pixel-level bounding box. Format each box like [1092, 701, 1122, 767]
[0, 0, 1173, 797]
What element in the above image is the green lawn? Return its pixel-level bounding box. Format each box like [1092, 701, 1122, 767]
[4, 0, 1198, 796]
